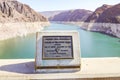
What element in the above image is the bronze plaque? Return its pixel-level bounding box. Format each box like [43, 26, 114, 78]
[42, 36, 73, 59]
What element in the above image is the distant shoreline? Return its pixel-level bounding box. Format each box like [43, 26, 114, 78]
[51, 21, 120, 38]
[0, 22, 50, 41]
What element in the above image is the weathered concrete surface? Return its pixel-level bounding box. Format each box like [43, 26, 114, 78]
[0, 58, 120, 80]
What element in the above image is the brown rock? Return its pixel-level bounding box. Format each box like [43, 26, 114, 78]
[48, 9, 92, 22]
[0, 0, 48, 22]
[85, 4, 112, 22]
[97, 3, 120, 23]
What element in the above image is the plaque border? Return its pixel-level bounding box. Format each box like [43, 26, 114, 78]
[35, 65, 80, 69]
[42, 36, 74, 60]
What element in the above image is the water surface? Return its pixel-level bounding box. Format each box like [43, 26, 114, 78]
[0, 23, 120, 59]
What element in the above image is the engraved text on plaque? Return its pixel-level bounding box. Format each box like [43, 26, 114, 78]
[42, 36, 73, 59]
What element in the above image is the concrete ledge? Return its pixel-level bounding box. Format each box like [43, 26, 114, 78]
[0, 58, 120, 80]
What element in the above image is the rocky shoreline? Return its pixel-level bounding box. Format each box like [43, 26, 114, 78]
[0, 0, 50, 41]
[54, 21, 120, 38]
[81, 22, 120, 38]
[0, 22, 50, 40]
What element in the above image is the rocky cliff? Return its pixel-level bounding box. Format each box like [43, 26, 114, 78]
[85, 3, 120, 24]
[40, 10, 63, 18]
[96, 4, 120, 23]
[0, 0, 48, 22]
[0, 0, 49, 40]
[81, 3, 120, 38]
[49, 9, 92, 21]
[85, 4, 112, 22]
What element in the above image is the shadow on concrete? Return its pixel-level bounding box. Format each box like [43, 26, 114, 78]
[0, 61, 35, 74]
[0, 61, 79, 74]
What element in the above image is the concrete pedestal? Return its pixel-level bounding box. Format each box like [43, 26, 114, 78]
[35, 31, 81, 73]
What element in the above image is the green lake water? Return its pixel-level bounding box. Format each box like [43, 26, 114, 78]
[0, 23, 120, 59]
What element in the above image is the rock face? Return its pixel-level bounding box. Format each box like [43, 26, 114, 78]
[40, 11, 63, 18]
[0, 0, 49, 40]
[86, 3, 120, 24]
[97, 4, 120, 23]
[0, 0, 48, 22]
[82, 3, 120, 38]
[49, 9, 92, 21]
[85, 4, 112, 22]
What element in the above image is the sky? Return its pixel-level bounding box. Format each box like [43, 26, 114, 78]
[18, 0, 119, 12]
